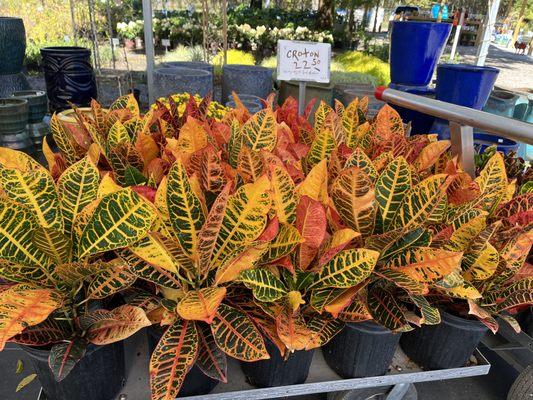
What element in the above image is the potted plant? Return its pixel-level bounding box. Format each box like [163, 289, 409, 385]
[0, 148, 154, 400]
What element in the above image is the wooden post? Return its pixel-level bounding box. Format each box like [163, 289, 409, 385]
[69, 0, 77, 45]
[87, 0, 100, 71]
[106, 0, 117, 70]
[222, 0, 228, 65]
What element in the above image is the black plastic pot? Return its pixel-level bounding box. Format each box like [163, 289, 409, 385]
[0, 17, 30, 96]
[323, 321, 401, 378]
[240, 337, 314, 388]
[21, 342, 125, 400]
[40, 46, 97, 113]
[400, 310, 488, 370]
[147, 326, 219, 397]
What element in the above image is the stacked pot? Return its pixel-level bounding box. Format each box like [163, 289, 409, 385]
[154, 63, 214, 100]
[221, 65, 274, 104]
[11, 90, 49, 150]
[0, 98, 34, 155]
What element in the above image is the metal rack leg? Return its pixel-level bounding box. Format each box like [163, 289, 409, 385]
[449, 121, 475, 178]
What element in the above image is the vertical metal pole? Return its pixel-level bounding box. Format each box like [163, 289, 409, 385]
[476, 0, 501, 66]
[106, 0, 116, 70]
[449, 10, 465, 62]
[298, 81, 307, 116]
[142, 0, 156, 105]
[449, 122, 476, 178]
[222, 0, 228, 65]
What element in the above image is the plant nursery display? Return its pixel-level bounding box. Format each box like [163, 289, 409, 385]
[0, 91, 531, 400]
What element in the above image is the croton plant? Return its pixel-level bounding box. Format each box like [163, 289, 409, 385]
[0, 91, 531, 400]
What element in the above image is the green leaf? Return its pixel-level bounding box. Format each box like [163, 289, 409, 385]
[16, 373, 36, 392]
[367, 287, 407, 331]
[48, 339, 87, 381]
[15, 359, 23, 374]
[239, 268, 287, 302]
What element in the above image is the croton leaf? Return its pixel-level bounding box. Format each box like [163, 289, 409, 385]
[150, 319, 199, 400]
[57, 154, 100, 233]
[32, 227, 72, 265]
[305, 314, 345, 350]
[317, 228, 360, 266]
[260, 224, 302, 265]
[393, 174, 449, 229]
[166, 160, 206, 258]
[486, 278, 533, 312]
[196, 323, 228, 383]
[313, 101, 334, 133]
[310, 287, 347, 313]
[375, 156, 411, 230]
[242, 108, 277, 151]
[342, 98, 359, 147]
[304, 128, 335, 171]
[298, 159, 328, 204]
[78, 188, 155, 258]
[0, 284, 63, 350]
[409, 294, 440, 325]
[210, 304, 268, 361]
[461, 224, 501, 281]
[0, 146, 47, 172]
[228, 119, 243, 168]
[312, 248, 379, 289]
[87, 260, 137, 299]
[337, 298, 372, 322]
[374, 269, 428, 295]
[444, 214, 487, 252]
[109, 93, 140, 116]
[367, 287, 407, 331]
[214, 242, 269, 285]
[85, 305, 151, 345]
[276, 307, 311, 351]
[49, 114, 84, 166]
[331, 167, 376, 236]
[493, 193, 533, 229]
[120, 250, 184, 290]
[474, 152, 508, 213]
[295, 195, 327, 270]
[379, 227, 431, 262]
[239, 268, 287, 302]
[200, 146, 227, 192]
[176, 287, 227, 323]
[413, 140, 451, 172]
[387, 247, 462, 283]
[9, 318, 69, 346]
[269, 165, 298, 224]
[237, 145, 264, 183]
[48, 338, 87, 381]
[344, 147, 378, 182]
[108, 120, 131, 148]
[209, 176, 271, 270]
[0, 260, 49, 284]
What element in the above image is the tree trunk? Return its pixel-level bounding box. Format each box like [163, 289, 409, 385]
[348, 0, 355, 35]
[372, 0, 381, 32]
[510, 0, 527, 47]
[317, 0, 334, 30]
[250, 0, 262, 9]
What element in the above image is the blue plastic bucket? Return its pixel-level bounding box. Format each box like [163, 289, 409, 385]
[474, 132, 519, 155]
[388, 83, 436, 134]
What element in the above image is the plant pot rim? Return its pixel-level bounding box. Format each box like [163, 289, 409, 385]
[155, 67, 211, 77]
[391, 20, 452, 27]
[223, 64, 270, 72]
[345, 320, 395, 334]
[438, 63, 500, 74]
[0, 17, 23, 21]
[0, 98, 28, 108]
[40, 46, 91, 54]
[20, 342, 101, 360]
[162, 61, 211, 67]
[58, 107, 107, 123]
[474, 132, 518, 146]
[439, 309, 488, 331]
[490, 89, 519, 100]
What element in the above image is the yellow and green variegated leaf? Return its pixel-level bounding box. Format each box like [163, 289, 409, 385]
[210, 176, 271, 270]
[275, 307, 311, 351]
[78, 188, 155, 258]
[239, 268, 287, 302]
[228, 119, 243, 168]
[310, 287, 348, 313]
[342, 98, 359, 145]
[200, 146, 227, 193]
[107, 120, 131, 148]
[312, 248, 379, 289]
[150, 319, 199, 400]
[338, 298, 372, 322]
[211, 304, 269, 361]
[176, 287, 227, 323]
[129, 232, 194, 279]
[241, 108, 277, 151]
[269, 165, 298, 224]
[196, 323, 228, 382]
[474, 152, 508, 213]
[107, 142, 145, 186]
[0, 260, 49, 284]
[214, 242, 269, 285]
[86, 305, 151, 345]
[375, 269, 428, 295]
[367, 287, 408, 331]
[54, 261, 107, 286]
[32, 227, 72, 264]
[409, 294, 440, 325]
[392, 174, 449, 229]
[461, 223, 501, 281]
[305, 315, 344, 350]
[167, 160, 205, 257]
[87, 260, 137, 299]
[413, 140, 451, 172]
[110, 93, 139, 116]
[237, 145, 264, 183]
[380, 227, 431, 262]
[388, 247, 462, 283]
[0, 200, 50, 268]
[260, 224, 302, 264]
[438, 281, 482, 300]
[0, 147, 45, 172]
[57, 155, 100, 233]
[304, 129, 335, 172]
[486, 278, 533, 312]
[120, 249, 184, 289]
[344, 148, 378, 182]
[331, 167, 376, 236]
[98, 174, 122, 198]
[444, 215, 487, 252]
[298, 159, 328, 204]
[198, 184, 232, 276]
[347, 121, 371, 150]
[314, 101, 334, 133]
[318, 228, 360, 266]
[0, 284, 63, 351]
[49, 114, 83, 166]
[0, 167, 63, 230]
[375, 156, 411, 230]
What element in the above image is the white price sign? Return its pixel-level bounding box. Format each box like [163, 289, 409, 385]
[277, 40, 331, 83]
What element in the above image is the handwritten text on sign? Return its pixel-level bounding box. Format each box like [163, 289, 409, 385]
[277, 40, 331, 83]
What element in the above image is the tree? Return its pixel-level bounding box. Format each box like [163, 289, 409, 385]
[317, 0, 335, 30]
[510, 0, 528, 47]
[250, 0, 263, 9]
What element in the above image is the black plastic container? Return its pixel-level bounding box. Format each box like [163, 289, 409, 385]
[147, 326, 219, 397]
[240, 337, 314, 388]
[400, 310, 488, 370]
[40, 46, 97, 113]
[323, 321, 401, 378]
[21, 342, 125, 400]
